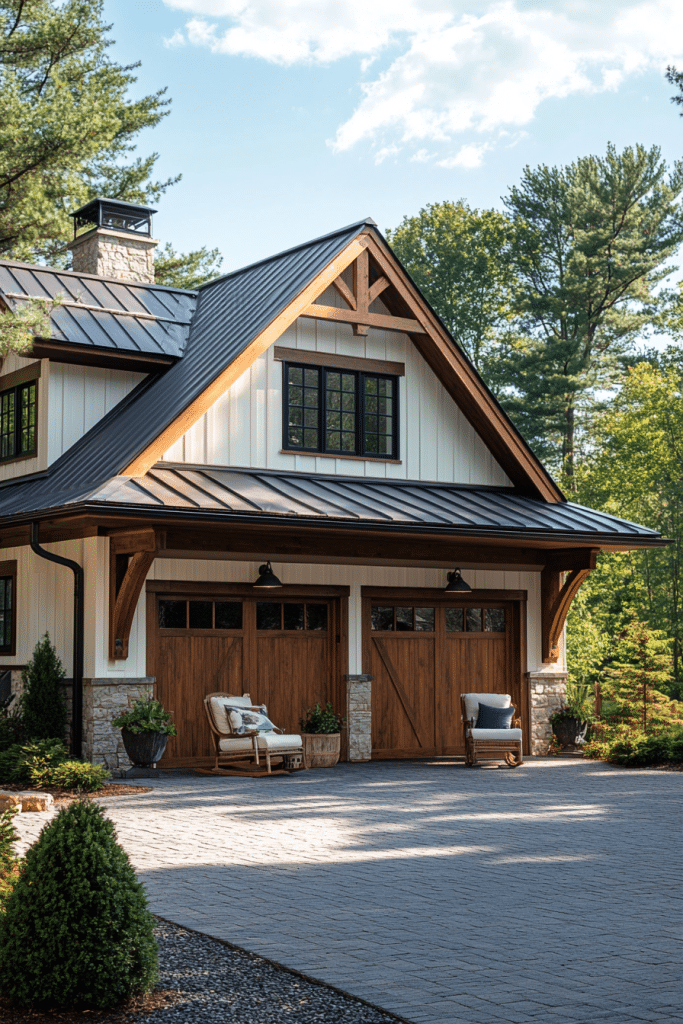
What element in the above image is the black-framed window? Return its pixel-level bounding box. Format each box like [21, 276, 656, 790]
[283, 362, 398, 459]
[0, 561, 17, 655]
[0, 381, 37, 461]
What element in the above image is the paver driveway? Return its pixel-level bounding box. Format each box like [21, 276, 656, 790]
[14, 758, 683, 1024]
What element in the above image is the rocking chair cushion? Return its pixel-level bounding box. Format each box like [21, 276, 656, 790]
[476, 702, 516, 729]
[468, 727, 523, 741]
[208, 694, 253, 734]
[462, 692, 511, 723]
[218, 732, 302, 753]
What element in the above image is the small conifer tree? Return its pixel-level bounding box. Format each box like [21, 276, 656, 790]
[20, 633, 67, 741]
[0, 800, 158, 1010]
[602, 618, 676, 733]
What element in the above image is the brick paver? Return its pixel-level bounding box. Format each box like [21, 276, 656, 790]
[13, 759, 683, 1024]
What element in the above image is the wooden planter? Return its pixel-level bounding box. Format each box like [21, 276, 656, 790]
[301, 732, 341, 768]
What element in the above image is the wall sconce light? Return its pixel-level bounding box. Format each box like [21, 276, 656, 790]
[444, 568, 472, 592]
[252, 561, 283, 588]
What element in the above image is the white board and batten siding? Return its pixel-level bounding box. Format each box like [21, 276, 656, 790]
[0, 355, 145, 482]
[160, 287, 512, 488]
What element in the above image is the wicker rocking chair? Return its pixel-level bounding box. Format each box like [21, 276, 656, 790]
[461, 692, 523, 768]
[204, 692, 305, 774]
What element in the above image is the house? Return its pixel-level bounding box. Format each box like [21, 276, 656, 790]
[0, 199, 666, 768]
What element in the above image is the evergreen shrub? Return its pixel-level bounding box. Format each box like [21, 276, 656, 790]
[0, 807, 20, 907]
[0, 695, 23, 752]
[0, 800, 158, 1010]
[49, 761, 110, 791]
[0, 739, 68, 784]
[21, 634, 67, 741]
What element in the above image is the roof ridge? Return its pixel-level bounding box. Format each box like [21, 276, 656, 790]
[197, 218, 377, 291]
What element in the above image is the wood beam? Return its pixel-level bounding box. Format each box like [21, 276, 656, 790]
[332, 275, 356, 310]
[541, 553, 596, 663]
[301, 304, 426, 335]
[109, 529, 165, 659]
[368, 276, 390, 304]
[352, 249, 369, 336]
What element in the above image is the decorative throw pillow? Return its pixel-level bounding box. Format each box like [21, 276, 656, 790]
[226, 707, 276, 733]
[476, 702, 515, 729]
[228, 709, 244, 733]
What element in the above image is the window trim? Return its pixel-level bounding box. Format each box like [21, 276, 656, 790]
[0, 378, 38, 463]
[0, 560, 17, 656]
[282, 360, 400, 460]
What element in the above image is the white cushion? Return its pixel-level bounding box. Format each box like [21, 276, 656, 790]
[208, 694, 253, 734]
[219, 732, 303, 753]
[468, 727, 523, 741]
[462, 692, 511, 722]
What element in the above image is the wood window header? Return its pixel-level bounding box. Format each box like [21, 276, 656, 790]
[0, 361, 41, 391]
[274, 346, 405, 377]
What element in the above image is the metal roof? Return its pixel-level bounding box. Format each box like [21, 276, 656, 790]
[0, 463, 663, 547]
[0, 260, 194, 359]
[0, 220, 373, 519]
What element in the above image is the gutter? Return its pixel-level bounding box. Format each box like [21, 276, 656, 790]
[30, 522, 84, 758]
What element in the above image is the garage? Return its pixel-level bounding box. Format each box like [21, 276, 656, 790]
[147, 582, 348, 767]
[363, 588, 528, 758]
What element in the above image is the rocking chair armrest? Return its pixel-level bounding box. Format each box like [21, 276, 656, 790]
[463, 717, 476, 729]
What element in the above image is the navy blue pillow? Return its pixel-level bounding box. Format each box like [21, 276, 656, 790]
[476, 702, 515, 729]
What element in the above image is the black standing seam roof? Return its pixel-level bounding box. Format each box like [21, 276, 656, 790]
[0, 221, 370, 519]
[0, 464, 663, 545]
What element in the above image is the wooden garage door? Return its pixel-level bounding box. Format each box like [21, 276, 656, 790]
[364, 592, 526, 758]
[147, 585, 346, 767]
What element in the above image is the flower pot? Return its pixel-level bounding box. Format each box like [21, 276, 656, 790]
[120, 728, 169, 767]
[301, 732, 340, 768]
[552, 717, 589, 750]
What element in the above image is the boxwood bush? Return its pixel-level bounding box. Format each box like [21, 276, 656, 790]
[0, 800, 158, 1010]
[0, 739, 110, 791]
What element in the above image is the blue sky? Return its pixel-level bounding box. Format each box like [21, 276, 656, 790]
[109, 0, 683, 273]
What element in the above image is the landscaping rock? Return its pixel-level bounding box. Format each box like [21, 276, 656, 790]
[17, 792, 54, 812]
[0, 792, 23, 811]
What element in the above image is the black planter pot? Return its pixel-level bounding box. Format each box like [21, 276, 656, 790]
[552, 716, 589, 750]
[120, 728, 169, 767]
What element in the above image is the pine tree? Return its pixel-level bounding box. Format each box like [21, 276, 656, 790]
[20, 633, 67, 741]
[0, 799, 158, 1010]
[602, 618, 676, 733]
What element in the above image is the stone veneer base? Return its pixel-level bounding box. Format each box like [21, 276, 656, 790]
[345, 675, 373, 762]
[527, 669, 568, 755]
[82, 677, 155, 772]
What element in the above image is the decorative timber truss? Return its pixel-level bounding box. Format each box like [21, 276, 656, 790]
[541, 549, 598, 663]
[301, 245, 427, 337]
[109, 527, 165, 660]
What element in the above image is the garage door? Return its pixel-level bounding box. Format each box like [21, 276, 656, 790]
[363, 590, 526, 758]
[147, 584, 347, 767]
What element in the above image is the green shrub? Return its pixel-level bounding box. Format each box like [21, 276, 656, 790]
[0, 738, 68, 785]
[300, 701, 345, 734]
[0, 695, 23, 752]
[585, 725, 683, 766]
[0, 800, 158, 1010]
[0, 807, 18, 871]
[48, 761, 110, 792]
[21, 634, 67, 742]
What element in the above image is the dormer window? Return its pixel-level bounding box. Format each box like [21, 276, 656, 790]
[0, 380, 37, 462]
[283, 361, 399, 459]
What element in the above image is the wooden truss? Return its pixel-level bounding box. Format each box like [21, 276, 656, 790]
[109, 527, 165, 660]
[300, 246, 426, 337]
[541, 550, 598, 663]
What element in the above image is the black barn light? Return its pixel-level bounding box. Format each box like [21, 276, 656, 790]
[444, 568, 472, 592]
[253, 561, 283, 588]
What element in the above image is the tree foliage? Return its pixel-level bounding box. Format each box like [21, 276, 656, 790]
[0, 799, 158, 1009]
[20, 633, 67, 741]
[0, 0, 177, 264]
[500, 144, 683, 488]
[154, 242, 223, 291]
[601, 618, 676, 733]
[667, 64, 683, 116]
[386, 200, 520, 377]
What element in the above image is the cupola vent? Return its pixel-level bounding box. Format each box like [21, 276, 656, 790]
[68, 198, 158, 283]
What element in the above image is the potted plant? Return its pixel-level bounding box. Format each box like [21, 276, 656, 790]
[300, 701, 345, 768]
[112, 697, 177, 767]
[549, 682, 596, 751]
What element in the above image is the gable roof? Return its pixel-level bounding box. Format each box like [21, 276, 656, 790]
[0, 218, 568, 523]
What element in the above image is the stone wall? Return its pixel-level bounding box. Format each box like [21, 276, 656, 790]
[82, 677, 155, 773]
[345, 674, 372, 762]
[527, 668, 568, 754]
[68, 228, 157, 283]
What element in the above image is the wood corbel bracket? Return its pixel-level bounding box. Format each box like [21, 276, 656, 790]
[109, 528, 165, 660]
[541, 550, 598, 663]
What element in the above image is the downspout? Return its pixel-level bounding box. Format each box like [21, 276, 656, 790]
[30, 522, 84, 758]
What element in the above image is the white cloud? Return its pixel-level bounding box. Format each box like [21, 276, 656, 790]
[163, 29, 186, 47]
[162, 0, 683, 163]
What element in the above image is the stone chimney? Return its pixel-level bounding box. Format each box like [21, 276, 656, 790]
[68, 198, 158, 283]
